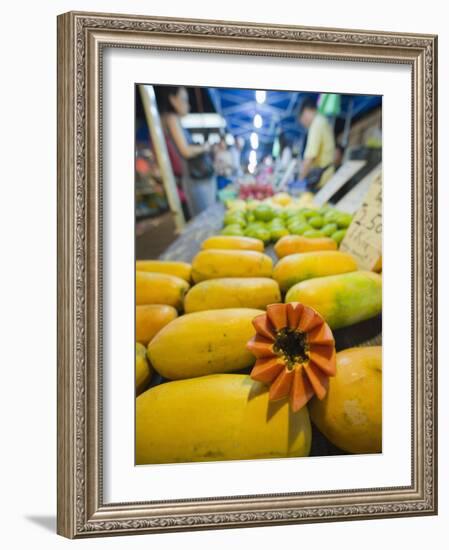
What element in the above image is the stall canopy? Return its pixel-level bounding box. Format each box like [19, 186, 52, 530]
[207, 88, 381, 159]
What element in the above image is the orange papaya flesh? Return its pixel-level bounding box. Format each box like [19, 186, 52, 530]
[247, 302, 336, 412]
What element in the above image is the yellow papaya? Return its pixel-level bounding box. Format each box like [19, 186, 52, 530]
[274, 235, 337, 258]
[136, 342, 152, 396]
[136, 374, 311, 464]
[147, 308, 262, 379]
[184, 278, 281, 313]
[201, 235, 264, 252]
[309, 347, 382, 453]
[136, 260, 191, 282]
[136, 271, 189, 310]
[191, 249, 272, 283]
[285, 271, 382, 329]
[273, 251, 358, 291]
[136, 304, 178, 345]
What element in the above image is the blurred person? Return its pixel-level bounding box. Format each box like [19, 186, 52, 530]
[155, 85, 217, 216]
[279, 132, 293, 170]
[214, 137, 234, 189]
[229, 136, 245, 178]
[334, 143, 345, 170]
[298, 97, 336, 190]
[214, 137, 234, 176]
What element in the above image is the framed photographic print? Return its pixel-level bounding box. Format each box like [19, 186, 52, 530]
[57, 11, 438, 538]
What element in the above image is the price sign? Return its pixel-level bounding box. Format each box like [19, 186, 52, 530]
[339, 171, 382, 271]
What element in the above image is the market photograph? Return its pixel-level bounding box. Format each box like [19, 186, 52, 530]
[134, 84, 383, 465]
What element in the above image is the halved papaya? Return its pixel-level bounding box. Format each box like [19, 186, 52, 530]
[247, 302, 336, 412]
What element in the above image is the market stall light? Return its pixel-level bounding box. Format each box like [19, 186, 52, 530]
[250, 132, 259, 150]
[248, 163, 257, 174]
[181, 113, 226, 129]
[253, 114, 263, 128]
[207, 133, 221, 145]
[225, 133, 236, 146]
[249, 150, 257, 164]
[256, 90, 266, 104]
[191, 133, 205, 144]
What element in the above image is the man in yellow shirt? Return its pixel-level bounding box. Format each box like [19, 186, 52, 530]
[298, 97, 336, 190]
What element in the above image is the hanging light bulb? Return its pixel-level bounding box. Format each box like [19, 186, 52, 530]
[255, 90, 266, 104]
[253, 114, 263, 128]
[250, 132, 259, 150]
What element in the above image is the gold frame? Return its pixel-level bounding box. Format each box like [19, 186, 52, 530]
[57, 11, 438, 538]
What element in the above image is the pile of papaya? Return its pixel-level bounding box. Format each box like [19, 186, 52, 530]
[135, 221, 382, 465]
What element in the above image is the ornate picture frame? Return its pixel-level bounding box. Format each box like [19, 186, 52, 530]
[57, 11, 437, 538]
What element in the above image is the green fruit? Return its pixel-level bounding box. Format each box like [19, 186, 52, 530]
[290, 214, 307, 225]
[224, 209, 245, 220]
[268, 219, 285, 229]
[318, 206, 331, 216]
[289, 222, 312, 236]
[331, 229, 347, 245]
[246, 200, 261, 210]
[270, 227, 289, 241]
[244, 228, 256, 238]
[303, 229, 325, 238]
[246, 212, 256, 223]
[323, 210, 339, 223]
[299, 208, 318, 220]
[253, 205, 276, 222]
[221, 224, 244, 236]
[287, 216, 305, 226]
[224, 212, 246, 227]
[308, 216, 324, 229]
[255, 228, 272, 243]
[322, 223, 338, 237]
[245, 226, 271, 243]
[246, 222, 265, 231]
[335, 213, 353, 229]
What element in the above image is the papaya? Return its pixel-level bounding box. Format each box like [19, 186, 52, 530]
[147, 308, 263, 379]
[191, 249, 273, 283]
[184, 278, 281, 313]
[136, 374, 311, 464]
[136, 342, 152, 396]
[274, 235, 337, 258]
[136, 260, 191, 282]
[136, 271, 189, 310]
[273, 251, 358, 291]
[201, 235, 264, 252]
[309, 347, 382, 453]
[285, 271, 382, 329]
[136, 304, 178, 345]
[248, 302, 337, 412]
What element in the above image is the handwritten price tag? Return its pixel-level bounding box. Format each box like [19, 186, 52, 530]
[340, 171, 382, 271]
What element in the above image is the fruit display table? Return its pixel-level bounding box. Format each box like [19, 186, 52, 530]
[160, 202, 279, 263]
[155, 201, 381, 457]
[159, 202, 381, 349]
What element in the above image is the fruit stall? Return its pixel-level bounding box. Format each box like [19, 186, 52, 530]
[135, 188, 382, 463]
[134, 84, 383, 464]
